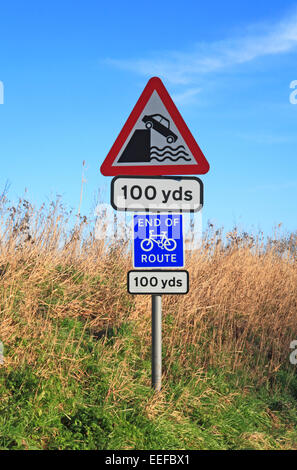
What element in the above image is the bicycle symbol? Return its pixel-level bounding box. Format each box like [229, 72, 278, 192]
[140, 230, 177, 252]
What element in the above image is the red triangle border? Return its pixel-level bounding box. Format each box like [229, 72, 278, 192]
[100, 77, 210, 176]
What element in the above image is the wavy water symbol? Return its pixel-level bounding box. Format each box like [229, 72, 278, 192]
[150, 145, 191, 162]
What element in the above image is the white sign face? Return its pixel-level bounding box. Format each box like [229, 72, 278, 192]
[100, 77, 209, 176]
[111, 176, 203, 212]
[127, 270, 189, 295]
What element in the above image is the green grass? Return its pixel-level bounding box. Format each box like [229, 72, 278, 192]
[1, 193, 296, 450]
[1, 313, 297, 450]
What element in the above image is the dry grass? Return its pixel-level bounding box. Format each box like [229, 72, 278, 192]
[0, 194, 297, 449]
[0, 195, 296, 385]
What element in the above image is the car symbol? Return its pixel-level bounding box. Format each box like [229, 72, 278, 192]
[142, 114, 178, 143]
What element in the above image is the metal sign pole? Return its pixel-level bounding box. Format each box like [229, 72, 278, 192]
[152, 294, 162, 391]
[101, 77, 209, 394]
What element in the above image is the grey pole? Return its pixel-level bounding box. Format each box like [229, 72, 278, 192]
[152, 294, 162, 391]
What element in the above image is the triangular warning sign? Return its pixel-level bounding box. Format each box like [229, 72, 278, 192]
[100, 77, 210, 176]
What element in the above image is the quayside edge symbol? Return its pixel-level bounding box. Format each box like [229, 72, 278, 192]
[118, 112, 190, 164]
[100, 76, 210, 175]
[143, 114, 177, 143]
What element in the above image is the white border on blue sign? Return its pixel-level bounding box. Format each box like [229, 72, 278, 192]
[132, 212, 185, 270]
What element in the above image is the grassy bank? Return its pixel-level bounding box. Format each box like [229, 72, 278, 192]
[0, 197, 297, 450]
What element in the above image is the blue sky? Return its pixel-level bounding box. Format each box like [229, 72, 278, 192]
[0, 0, 296, 235]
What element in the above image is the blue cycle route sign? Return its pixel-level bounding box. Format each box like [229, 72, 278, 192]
[133, 213, 184, 268]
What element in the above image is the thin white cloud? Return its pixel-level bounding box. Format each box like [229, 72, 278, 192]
[105, 10, 297, 84]
[171, 87, 201, 105]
